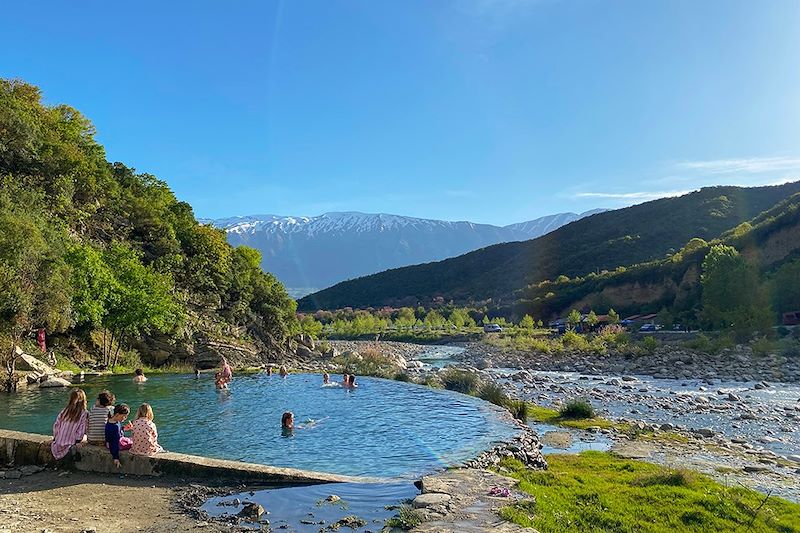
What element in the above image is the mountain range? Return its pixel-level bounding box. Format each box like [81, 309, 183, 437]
[207, 210, 605, 296]
[297, 182, 800, 311]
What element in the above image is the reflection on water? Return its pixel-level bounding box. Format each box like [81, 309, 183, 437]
[0, 372, 517, 478]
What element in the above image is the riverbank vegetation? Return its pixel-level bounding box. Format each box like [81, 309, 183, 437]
[0, 79, 298, 388]
[497, 452, 800, 532]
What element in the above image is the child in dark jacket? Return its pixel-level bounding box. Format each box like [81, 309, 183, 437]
[105, 403, 132, 467]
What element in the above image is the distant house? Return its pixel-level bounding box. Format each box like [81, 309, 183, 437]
[783, 311, 800, 326]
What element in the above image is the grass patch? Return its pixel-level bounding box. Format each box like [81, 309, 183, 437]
[559, 399, 595, 419]
[384, 504, 423, 529]
[440, 368, 480, 395]
[498, 452, 800, 532]
[528, 404, 615, 430]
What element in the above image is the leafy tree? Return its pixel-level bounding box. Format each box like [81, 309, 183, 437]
[771, 259, 800, 315]
[101, 242, 181, 366]
[700, 244, 771, 338]
[394, 307, 416, 329]
[519, 314, 535, 331]
[0, 190, 72, 388]
[585, 311, 599, 329]
[299, 315, 323, 338]
[608, 308, 620, 325]
[567, 309, 582, 331]
[449, 308, 468, 329]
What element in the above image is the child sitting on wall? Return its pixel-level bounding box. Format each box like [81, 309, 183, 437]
[130, 403, 165, 455]
[105, 403, 132, 467]
[87, 390, 115, 446]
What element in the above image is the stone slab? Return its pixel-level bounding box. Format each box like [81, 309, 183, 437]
[0, 429, 365, 485]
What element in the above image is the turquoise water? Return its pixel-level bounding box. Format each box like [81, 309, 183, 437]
[0, 373, 517, 478]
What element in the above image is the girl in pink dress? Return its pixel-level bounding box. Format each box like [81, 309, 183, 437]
[51, 389, 89, 459]
[130, 403, 165, 455]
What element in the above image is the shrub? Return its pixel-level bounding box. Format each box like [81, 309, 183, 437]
[561, 331, 590, 351]
[506, 399, 529, 422]
[640, 336, 659, 354]
[684, 333, 712, 352]
[751, 336, 776, 357]
[385, 505, 423, 530]
[393, 371, 412, 382]
[559, 399, 595, 419]
[440, 368, 480, 395]
[478, 381, 508, 406]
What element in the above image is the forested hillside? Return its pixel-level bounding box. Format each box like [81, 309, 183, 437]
[508, 192, 800, 329]
[298, 183, 800, 311]
[0, 79, 298, 378]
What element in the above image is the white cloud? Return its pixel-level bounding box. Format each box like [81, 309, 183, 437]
[676, 156, 800, 175]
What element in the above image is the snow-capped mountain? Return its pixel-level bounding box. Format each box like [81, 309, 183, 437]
[206, 210, 602, 297]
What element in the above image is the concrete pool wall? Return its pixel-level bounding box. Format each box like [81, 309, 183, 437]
[0, 429, 362, 484]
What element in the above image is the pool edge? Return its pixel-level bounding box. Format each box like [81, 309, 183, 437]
[0, 429, 369, 485]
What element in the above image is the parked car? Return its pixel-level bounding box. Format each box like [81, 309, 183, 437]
[639, 323, 660, 332]
[483, 323, 502, 333]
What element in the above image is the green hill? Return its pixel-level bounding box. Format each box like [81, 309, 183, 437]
[298, 182, 800, 311]
[509, 192, 800, 324]
[0, 78, 298, 376]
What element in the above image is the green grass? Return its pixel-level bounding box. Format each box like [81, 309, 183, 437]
[498, 452, 800, 532]
[440, 368, 480, 395]
[559, 399, 595, 419]
[384, 504, 423, 529]
[528, 404, 615, 430]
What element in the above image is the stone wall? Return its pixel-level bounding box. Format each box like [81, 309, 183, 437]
[0, 429, 360, 485]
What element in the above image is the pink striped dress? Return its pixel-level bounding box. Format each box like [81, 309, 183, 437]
[51, 410, 88, 459]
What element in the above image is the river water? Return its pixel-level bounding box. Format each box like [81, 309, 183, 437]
[414, 345, 800, 459]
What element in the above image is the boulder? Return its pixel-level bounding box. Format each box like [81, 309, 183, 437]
[15, 353, 56, 375]
[412, 493, 452, 509]
[237, 502, 265, 519]
[692, 428, 715, 438]
[39, 376, 72, 388]
[296, 345, 314, 359]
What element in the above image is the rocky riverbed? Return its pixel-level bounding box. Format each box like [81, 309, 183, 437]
[463, 341, 800, 383]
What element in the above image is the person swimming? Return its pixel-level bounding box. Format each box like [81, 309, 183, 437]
[279, 365, 288, 377]
[214, 372, 227, 390]
[265, 366, 273, 376]
[323, 372, 330, 385]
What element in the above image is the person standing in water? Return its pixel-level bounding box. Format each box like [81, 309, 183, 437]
[220, 357, 233, 385]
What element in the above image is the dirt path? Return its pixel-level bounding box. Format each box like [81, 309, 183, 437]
[0, 470, 222, 533]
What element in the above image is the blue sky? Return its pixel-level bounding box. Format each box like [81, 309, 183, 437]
[2, 0, 799, 225]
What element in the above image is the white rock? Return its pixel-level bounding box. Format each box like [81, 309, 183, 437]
[412, 493, 452, 509]
[39, 377, 71, 388]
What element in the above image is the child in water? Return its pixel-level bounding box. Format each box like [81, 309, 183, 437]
[279, 365, 288, 377]
[132, 368, 147, 383]
[214, 372, 227, 389]
[323, 372, 330, 385]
